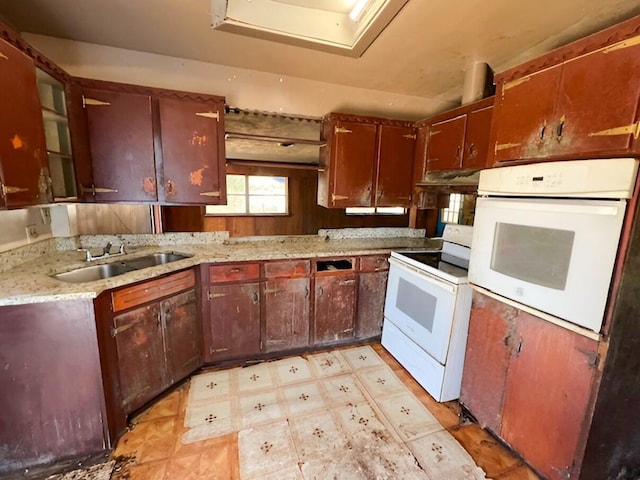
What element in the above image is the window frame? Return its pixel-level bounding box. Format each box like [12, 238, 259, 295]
[205, 174, 289, 217]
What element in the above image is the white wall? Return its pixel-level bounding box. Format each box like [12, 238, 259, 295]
[23, 34, 453, 120]
[0, 207, 53, 252]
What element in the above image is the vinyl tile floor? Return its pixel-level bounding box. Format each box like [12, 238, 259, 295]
[110, 343, 541, 480]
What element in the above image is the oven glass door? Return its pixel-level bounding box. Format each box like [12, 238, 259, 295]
[384, 259, 458, 365]
[469, 196, 627, 332]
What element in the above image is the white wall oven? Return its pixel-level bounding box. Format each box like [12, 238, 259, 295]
[382, 224, 473, 402]
[469, 158, 639, 333]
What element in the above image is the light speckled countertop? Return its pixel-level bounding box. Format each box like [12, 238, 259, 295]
[0, 234, 438, 306]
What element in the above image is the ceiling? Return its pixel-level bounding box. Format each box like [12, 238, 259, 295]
[1, 0, 639, 105]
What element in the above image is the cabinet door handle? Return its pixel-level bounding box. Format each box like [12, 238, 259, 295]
[540, 123, 547, 140]
[556, 116, 566, 140]
[468, 143, 476, 157]
[305, 286, 309, 298]
[229, 268, 241, 273]
[111, 322, 136, 337]
[252, 291, 259, 304]
[165, 180, 175, 196]
[318, 286, 324, 297]
[455, 145, 461, 160]
[339, 279, 356, 286]
[514, 338, 523, 357]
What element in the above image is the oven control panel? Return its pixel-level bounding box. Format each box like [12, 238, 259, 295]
[442, 224, 474, 248]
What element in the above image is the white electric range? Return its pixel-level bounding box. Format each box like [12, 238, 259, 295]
[381, 224, 473, 402]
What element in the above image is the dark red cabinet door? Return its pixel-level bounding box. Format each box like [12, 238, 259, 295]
[356, 271, 388, 338]
[207, 282, 261, 361]
[491, 67, 561, 163]
[375, 125, 416, 207]
[460, 292, 516, 433]
[163, 290, 201, 383]
[158, 97, 226, 204]
[83, 88, 157, 202]
[500, 311, 598, 480]
[328, 121, 377, 207]
[263, 277, 310, 352]
[554, 42, 640, 157]
[0, 39, 49, 208]
[463, 105, 493, 169]
[425, 115, 466, 171]
[314, 274, 357, 344]
[113, 303, 165, 414]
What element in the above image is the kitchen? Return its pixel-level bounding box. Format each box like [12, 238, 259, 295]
[2, 1, 640, 479]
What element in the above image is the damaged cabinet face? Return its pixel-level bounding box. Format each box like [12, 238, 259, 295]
[0, 38, 50, 209]
[318, 114, 416, 208]
[490, 32, 640, 164]
[461, 291, 599, 480]
[73, 81, 226, 205]
[158, 97, 226, 204]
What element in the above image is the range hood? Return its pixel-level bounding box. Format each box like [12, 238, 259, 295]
[416, 168, 480, 194]
[224, 108, 323, 168]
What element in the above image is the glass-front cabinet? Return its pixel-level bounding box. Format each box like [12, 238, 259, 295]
[36, 69, 77, 201]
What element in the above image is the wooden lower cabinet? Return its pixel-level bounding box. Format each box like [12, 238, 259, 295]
[314, 271, 357, 344]
[204, 263, 262, 362]
[263, 259, 311, 352]
[107, 270, 201, 416]
[0, 300, 107, 474]
[206, 282, 261, 361]
[461, 291, 599, 480]
[356, 254, 389, 339]
[113, 303, 166, 414]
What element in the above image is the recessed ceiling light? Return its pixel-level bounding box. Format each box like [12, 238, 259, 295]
[211, 0, 409, 57]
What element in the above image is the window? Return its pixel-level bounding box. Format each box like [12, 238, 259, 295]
[441, 193, 463, 223]
[345, 207, 406, 215]
[205, 175, 288, 215]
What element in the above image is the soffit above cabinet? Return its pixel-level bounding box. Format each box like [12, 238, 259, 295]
[224, 109, 322, 165]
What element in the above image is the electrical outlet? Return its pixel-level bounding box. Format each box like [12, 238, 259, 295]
[25, 224, 38, 242]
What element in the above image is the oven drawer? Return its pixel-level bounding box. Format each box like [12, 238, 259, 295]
[381, 320, 448, 401]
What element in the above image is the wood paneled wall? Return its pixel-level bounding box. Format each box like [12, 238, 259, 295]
[162, 165, 423, 236]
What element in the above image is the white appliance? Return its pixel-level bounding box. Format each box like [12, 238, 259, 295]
[381, 224, 473, 402]
[469, 158, 639, 333]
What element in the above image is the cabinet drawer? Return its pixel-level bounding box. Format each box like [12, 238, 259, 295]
[209, 263, 260, 283]
[359, 255, 389, 272]
[112, 269, 195, 312]
[264, 259, 311, 278]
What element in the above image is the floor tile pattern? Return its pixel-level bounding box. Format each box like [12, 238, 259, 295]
[105, 343, 542, 480]
[183, 345, 490, 479]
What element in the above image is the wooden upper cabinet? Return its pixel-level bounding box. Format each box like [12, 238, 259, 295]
[426, 115, 466, 171]
[82, 88, 157, 202]
[554, 41, 640, 156]
[0, 38, 49, 208]
[417, 97, 495, 176]
[73, 80, 226, 204]
[490, 24, 640, 164]
[158, 97, 226, 204]
[319, 119, 377, 208]
[490, 67, 560, 164]
[375, 125, 416, 207]
[463, 105, 493, 170]
[318, 114, 416, 208]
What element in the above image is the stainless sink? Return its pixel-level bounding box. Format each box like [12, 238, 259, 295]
[53, 262, 137, 283]
[52, 252, 193, 283]
[124, 252, 192, 270]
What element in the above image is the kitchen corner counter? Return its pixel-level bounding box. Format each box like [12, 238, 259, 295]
[0, 235, 437, 306]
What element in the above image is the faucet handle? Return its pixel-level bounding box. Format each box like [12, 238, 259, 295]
[118, 243, 126, 254]
[78, 248, 93, 262]
[103, 242, 113, 256]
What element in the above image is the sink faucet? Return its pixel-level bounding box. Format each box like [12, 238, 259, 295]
[79, 241, 126, 262]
